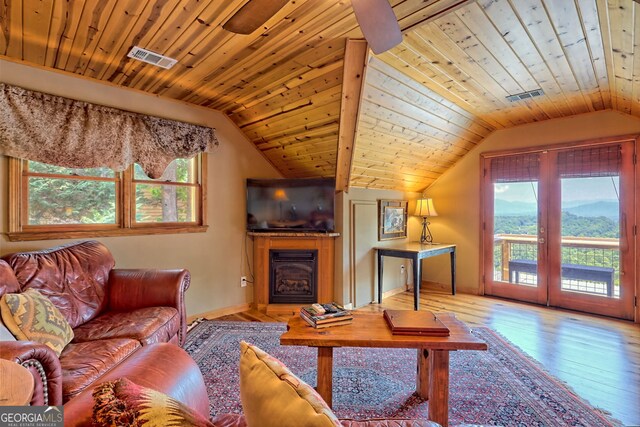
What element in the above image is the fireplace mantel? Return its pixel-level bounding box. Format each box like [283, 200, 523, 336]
[250, 233, 338, 314]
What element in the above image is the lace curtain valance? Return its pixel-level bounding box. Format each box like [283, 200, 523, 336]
[0, 83, 218, 178]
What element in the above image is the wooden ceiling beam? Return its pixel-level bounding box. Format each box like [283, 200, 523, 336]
[335, 39, 369, 194]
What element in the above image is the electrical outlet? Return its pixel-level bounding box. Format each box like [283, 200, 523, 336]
[241, 276, 247, 287]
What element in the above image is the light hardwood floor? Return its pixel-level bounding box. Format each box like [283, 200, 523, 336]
[215, 284, 640, 426]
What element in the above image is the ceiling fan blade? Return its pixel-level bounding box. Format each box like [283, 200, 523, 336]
[351, 0, 402, 54]
[223, 0, 289, 35]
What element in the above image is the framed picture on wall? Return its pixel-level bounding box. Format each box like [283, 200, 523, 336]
[378, 200, 408, 240]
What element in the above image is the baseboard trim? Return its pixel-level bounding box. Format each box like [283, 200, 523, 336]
[187, 303, 252, 323]
[381, 285, 409, 299]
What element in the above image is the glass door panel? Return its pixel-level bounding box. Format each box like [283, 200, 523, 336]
[560, 177, 620, 299]
[493, 181, 539, 287]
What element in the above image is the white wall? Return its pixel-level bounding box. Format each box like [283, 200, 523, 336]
[335, 187, 421, 307]
[0, 58, 281, 316]
[422, 110, 640, 294]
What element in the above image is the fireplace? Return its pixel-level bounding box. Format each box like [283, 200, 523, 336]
[269, 249, 318, 304]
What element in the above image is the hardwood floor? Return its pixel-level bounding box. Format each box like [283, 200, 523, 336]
[215, 284, 640, 426]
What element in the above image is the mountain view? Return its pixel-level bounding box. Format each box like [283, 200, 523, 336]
[494, 200, 619, 238]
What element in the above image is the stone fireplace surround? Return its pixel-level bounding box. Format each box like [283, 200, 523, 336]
[249, 232, 338, 313]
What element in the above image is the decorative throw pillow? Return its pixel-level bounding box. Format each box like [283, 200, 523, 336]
[239, 341, 341, 427]
[92, 377, 214, 427]
[0, 288, 74, 356]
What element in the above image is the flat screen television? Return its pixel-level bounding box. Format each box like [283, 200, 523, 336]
[246, 178, 335, 232]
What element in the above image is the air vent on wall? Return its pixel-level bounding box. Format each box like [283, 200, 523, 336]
[127, 46, 177, 69]
[506, 89, 545, 102]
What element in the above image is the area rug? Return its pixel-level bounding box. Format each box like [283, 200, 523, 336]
[184, 320, 622, 427]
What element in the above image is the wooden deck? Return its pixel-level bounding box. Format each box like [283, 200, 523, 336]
[215, 284, 640, 426]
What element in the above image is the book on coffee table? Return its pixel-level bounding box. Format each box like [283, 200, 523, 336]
[383, 310, 450, 336]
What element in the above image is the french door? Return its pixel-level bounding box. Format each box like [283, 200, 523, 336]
[482, 138, 636, 320]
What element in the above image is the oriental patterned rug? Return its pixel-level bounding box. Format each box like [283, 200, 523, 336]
[184, 320, 622, 427]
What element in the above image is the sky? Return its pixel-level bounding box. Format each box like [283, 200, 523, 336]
[494, 177, 620, 203]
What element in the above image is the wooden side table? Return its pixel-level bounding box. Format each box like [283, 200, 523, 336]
[0, 359, 34, 406]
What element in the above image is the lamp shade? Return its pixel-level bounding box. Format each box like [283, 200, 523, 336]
[273, 188, 288, 201]
[414, 198, 437, 217]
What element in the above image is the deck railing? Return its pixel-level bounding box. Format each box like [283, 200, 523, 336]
[493, 234, 620, 297]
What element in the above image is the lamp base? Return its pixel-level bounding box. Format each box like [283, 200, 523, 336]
[420, 217, 434, 245]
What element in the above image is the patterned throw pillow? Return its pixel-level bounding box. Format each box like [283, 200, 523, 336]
[239, 341, 341, 427]
[0, 288, 74, 356]
[92, 378, 214, 427]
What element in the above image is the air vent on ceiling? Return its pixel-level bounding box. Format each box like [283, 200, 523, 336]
[127, 46, 177, 69]
[506, 89, 545, 102]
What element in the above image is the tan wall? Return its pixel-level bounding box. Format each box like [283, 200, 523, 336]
[0, 58, 281, 317]
[422, 110, 640, 294]
[335, 187, 421, 307]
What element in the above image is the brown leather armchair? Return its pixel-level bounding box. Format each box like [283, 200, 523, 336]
[0, 240, 191, 405]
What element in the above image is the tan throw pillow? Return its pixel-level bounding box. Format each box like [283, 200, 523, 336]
[92, 377, 214, 427]
[239, 341, 341, 427]
[0, 288, 74, 356]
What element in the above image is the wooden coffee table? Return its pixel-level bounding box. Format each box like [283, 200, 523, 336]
[280, 312, 487, 427]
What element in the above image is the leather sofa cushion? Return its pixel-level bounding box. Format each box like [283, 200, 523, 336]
[63, 343, 209, 427]
[0, 260, 20, 296]
[72, 307, 180, 346]
[60, 338, 140, 402]
[2, 241, 115, 328]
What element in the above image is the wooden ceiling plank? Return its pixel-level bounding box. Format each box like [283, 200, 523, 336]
[510, 0, 591, 115]
[240, 96, 341, 134]
[51, 0, 85, 69]
[359, 101, 479, 151]
[243, 105, 341, 141]
[397, 0, 473, 32]
[368, 56, 489, 125]
[225, 60, 344, 115]
[206, 39, 345, 111]
[114, 0, 249, 88]
[576, 0, 612, 108]
[82, 0, 153, 78]
[354, 138, 463, 170]
[153, 0, 353, 101]
[365, 67, 492, 139]
[351, 166, 434, 185]
[62, 0, 119, 73]
[357, 130, 470, 159]
[256, 126, 340, 149]
[366, 61, 494, 137]
[463, 1, 565, 120]
[363, 84, 485, 144]
[337, 39, 368, 193]
[44, 0, 68, 67]
[22, 0, 54, 64]
[401, 28, 512, 112]
[145, 0, 328, 93]
[478, 0, 575, 117]
[0, 0, 21, 57]
[607, 0, 635, 115]
[595, 0, 618, 111]
[236, 84, 342, 129]
[543, 0, 605, 112]
[358, 106, 476, 151]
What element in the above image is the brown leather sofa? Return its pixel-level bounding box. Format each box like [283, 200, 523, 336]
[0, 240, 190, 406]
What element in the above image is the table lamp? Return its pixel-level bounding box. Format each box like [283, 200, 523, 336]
[414, 198, 438, 244]
[273, 188, 288, 221]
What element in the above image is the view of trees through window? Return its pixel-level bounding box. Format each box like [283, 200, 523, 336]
[26, 158, 198, 226]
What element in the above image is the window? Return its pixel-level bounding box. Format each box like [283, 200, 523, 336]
[8, 155, 207, 241]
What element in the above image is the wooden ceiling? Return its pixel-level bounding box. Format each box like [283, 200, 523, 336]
[1, 0, 638, 192]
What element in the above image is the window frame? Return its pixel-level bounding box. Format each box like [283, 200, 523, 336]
[7, 155, 208, 241]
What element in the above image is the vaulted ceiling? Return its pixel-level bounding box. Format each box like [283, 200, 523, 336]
[1, 0, 638, 192]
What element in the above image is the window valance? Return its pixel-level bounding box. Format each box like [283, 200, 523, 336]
[0, 83, 218, 178]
